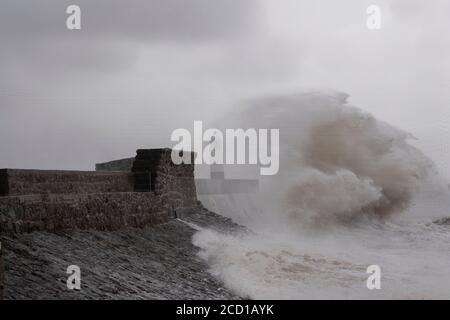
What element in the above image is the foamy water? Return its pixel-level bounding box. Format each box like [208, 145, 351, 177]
[195, 193, 450, 299]
[193, 91, 450, 299]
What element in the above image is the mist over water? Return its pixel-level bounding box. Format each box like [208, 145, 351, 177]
[195, 91, 450, 299]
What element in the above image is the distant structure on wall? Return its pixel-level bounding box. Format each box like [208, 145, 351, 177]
[95, 154, 259, 195]
[195, 163, 259, 195]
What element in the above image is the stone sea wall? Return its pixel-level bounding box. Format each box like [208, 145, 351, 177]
[0, 192, 169, 235]
[0, 150, 199, 237]
[0, 148, 200, 299]
[148, 149, 198, 210]
[0, 169, 134, 196]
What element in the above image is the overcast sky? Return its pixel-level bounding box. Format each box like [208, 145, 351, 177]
[0, 0, 449, 179]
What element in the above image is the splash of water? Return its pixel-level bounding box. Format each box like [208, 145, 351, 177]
[194, 91, 450, 299]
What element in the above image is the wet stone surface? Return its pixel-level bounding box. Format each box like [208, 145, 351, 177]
[1, 208, 242, 300]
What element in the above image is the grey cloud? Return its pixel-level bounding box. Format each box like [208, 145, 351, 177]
[0, 0, 266, 83]
[0, 0, 263, 41]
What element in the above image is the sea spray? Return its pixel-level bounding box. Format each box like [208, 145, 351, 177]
[194, 91, 450, 299]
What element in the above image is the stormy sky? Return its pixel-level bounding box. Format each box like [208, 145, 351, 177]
[0, 0, 449, 180]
